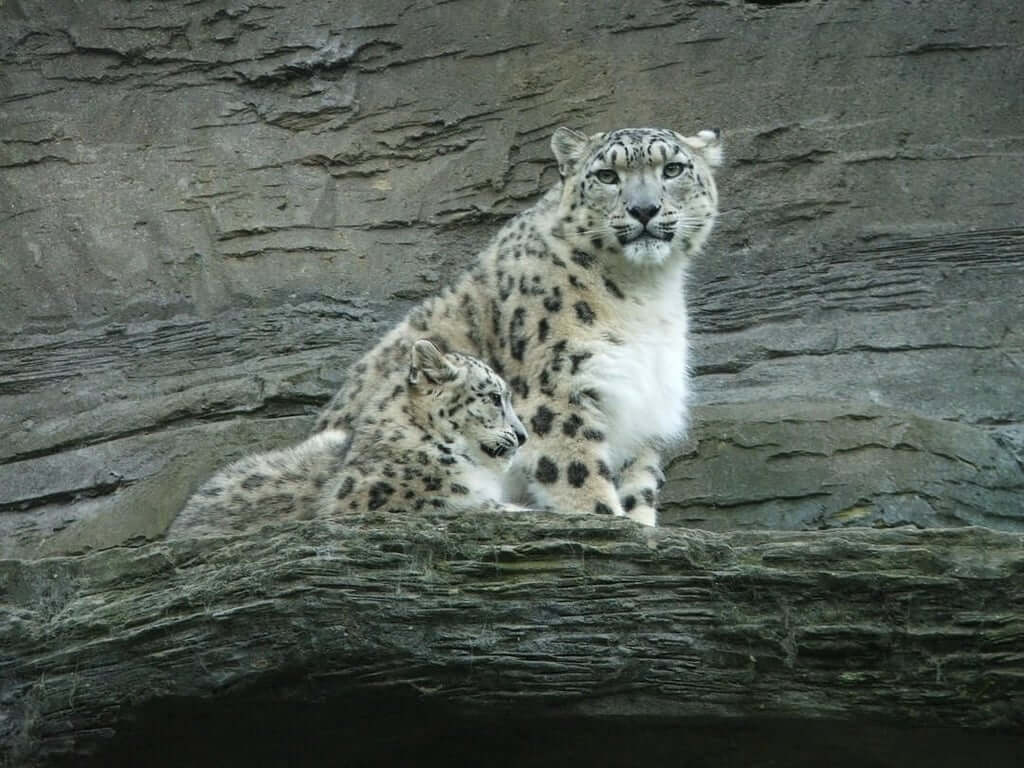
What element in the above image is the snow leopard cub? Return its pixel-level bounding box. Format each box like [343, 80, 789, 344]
[167, 341, 528, 538]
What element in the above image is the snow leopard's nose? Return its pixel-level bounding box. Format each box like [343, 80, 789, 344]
[627, 203, 660, 225]
[507, 406, 528, 447]
[514, 425, 528, 446]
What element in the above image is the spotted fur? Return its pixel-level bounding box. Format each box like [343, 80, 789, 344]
[317, 126, 723, 526]
[167, 342, 528, 537]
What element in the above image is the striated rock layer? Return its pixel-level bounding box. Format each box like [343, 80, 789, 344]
[2, 0, 1023, 550]
[1, 515, 1022, 764]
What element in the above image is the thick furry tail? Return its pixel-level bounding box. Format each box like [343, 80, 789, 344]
[166, 429, 350, 538]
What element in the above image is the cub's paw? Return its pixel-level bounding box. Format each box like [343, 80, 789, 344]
[500, 503, 542, 513]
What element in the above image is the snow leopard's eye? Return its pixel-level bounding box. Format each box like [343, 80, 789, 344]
[663, 162, 685, 179]
[594, 169, 619, 185]
[488, 392, 502, 407]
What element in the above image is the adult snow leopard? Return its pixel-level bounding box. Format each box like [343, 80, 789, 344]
[317, 126, 722, 526]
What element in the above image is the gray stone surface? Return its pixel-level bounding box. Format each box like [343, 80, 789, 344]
[2, 515, 1022, 764]
[1, 0, 1023, 553]
[663, 401, 1024, 531]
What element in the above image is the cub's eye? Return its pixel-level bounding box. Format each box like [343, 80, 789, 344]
[663, 162, 685, 179]
[489, 393, 502, 407]
[594, 169, 619, 185]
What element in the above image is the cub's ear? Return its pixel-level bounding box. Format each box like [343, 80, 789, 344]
[550, 126, 589, 175]
[409, 339, 458, 385]
[681, 128, 723, 168]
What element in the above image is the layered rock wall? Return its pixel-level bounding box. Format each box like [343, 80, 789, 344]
[2, 0, 1022, 553]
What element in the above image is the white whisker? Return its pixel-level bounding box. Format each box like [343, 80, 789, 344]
[574, 228, 620, 239]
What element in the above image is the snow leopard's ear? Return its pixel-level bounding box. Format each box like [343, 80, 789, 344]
[409, 339, 458, 385]
[680, 128, 723, 168]
[551, 127, 589, 176]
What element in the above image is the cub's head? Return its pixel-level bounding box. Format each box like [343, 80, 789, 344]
[408, 340, 528, 464]
[551, 126, 723, 266]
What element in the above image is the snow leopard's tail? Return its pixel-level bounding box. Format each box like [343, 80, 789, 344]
[167, 429, 351, 538]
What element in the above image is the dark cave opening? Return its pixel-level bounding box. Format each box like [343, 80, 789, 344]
[74, 692, 1023, 768]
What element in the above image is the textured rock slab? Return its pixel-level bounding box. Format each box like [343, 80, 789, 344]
[1, 2, 1023, 557]
[690, 227, 1024, 425]
[1, 515, 1022, 765]
[662, 401, 1024, 532]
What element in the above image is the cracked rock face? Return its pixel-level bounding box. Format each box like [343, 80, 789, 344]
[1, 0, 1022, 553]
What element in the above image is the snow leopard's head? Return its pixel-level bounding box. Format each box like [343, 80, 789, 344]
[552, 126, 722, 267]
[408, 340, 527, 465]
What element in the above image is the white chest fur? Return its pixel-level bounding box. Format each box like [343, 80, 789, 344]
[577, 275, 691, 469]
[460, 459, 506, 503]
